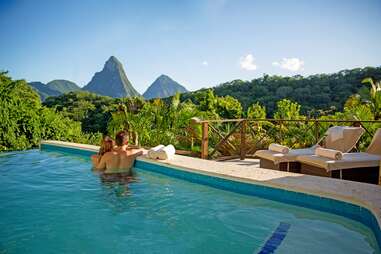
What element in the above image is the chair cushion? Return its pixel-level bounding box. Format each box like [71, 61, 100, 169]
[297, 152, 381, 171]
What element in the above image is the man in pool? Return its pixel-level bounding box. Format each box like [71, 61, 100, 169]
[94, 131, 144, 175]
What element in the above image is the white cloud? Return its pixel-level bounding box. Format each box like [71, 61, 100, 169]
[240, 54, 257, 71]
[272, 61, 280, 66]
[202, 61, 208, 66]
[272, 58, 304, 71]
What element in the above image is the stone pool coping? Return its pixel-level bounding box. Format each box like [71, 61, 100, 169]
[40, 140, 381, 231]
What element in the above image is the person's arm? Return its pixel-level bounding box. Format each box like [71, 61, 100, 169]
[125, 148, 144, 156]
[131, 149, 143, 158]
[125, 151, 143, 174]
[91, 155, 100, 168]
[95, 154, 107, 170]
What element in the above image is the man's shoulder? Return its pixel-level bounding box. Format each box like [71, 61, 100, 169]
[103, 151, 117, 157]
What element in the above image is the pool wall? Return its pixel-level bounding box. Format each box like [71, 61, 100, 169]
[40, 141, 381, 247]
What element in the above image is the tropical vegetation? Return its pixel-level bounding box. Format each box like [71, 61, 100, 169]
[1, 66, 381, 155]
[0, 72, 101, 151]
[181, 66, 381, 116]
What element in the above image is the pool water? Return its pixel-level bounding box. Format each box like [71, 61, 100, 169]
[0, 150, 379, 254]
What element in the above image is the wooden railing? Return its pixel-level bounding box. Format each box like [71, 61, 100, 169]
[192, 118, 381, 160]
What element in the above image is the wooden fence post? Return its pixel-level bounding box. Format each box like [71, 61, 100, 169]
[240, 120, 247, 160]
[201, 122, 209, 159]
[314, 120, 319, 144]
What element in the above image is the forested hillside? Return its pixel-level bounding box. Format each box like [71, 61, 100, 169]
[44, 92, 116, 134]
[2, 66, 381, 152]
[46, 79, 80, 94]
[0, 72, 100, 151]
[29, 79, 80, 101]
[29, 81, 62, 101]
[181, 66, 381, 116]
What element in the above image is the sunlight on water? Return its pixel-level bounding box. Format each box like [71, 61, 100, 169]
[0, 150, 379, 254]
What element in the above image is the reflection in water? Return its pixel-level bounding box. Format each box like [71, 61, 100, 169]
[100, 172, 137, 184]
[0, 150, 378, 254]
[93, 169, 139, 197]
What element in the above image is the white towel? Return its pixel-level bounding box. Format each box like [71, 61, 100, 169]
[156, 145, 176, 160]
[269, 143, 289, 154]
[148, 145, 165, 159]
[315, 147, 343, 160]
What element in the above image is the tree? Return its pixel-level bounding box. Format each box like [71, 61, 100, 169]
[195, 89, 218, 113]
[344, 94, 361, 109]
[179, 66, 381, 116]
[0, 73, 87, 151]
[216, 96, 243, 119]
[247, 102, 266, 119]
[0, 75, 41, 150]
[44, 91, 115, 133]
[362, 77, 381, 119]
[274, 99, 303, 120]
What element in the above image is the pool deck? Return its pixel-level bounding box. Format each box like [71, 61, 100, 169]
[41, 140, 381, 228]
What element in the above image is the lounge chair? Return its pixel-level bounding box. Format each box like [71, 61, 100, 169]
[297, 128, 381, 184]
[254, 126, 365, 172]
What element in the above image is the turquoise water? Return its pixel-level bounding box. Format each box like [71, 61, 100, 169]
[0, 150, 379, 254]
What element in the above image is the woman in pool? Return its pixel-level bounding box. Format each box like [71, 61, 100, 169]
[95, 131, 143, 183]
[91, 136, 114, 170]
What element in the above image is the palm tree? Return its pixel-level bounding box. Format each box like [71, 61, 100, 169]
[362, 78, 381, 119]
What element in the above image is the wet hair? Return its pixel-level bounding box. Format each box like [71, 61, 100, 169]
[115, 131, 129, 146]
[98, 136, 114, 157]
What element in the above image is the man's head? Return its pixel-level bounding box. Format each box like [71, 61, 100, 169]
[115, 131, 129, 146]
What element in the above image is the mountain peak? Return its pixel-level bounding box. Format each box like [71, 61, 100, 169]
[156, 74, 173, 82]
[105, 56, 122, 72]
[158, 74, 170, 79]
[143, 74, 188, 99]
[83, 56, 140, 98]
[108, 55, 118, 62]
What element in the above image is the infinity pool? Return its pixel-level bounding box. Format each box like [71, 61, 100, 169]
[0, 149, 379, 253]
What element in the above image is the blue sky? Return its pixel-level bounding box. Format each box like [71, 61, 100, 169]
[0, 0, 380, 93]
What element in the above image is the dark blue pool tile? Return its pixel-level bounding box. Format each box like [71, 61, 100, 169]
[258, 248, 273, 254]
[258, 222, 291, 254]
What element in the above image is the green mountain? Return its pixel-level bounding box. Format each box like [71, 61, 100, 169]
[29, 82, 62, 101]
[180, 66, 381, 116]
[29, 79, 80, 101]
[83, 56, 140, 98]
[47, 79, 80, 94]
[143, 74, 188, 99]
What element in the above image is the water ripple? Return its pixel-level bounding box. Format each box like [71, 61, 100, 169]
[0, 150, 378, 254]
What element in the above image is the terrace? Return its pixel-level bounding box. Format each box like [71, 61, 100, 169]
[184, 118, 381, 183]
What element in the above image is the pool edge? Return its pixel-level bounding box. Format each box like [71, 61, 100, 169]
[40, 140, 381, 248]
